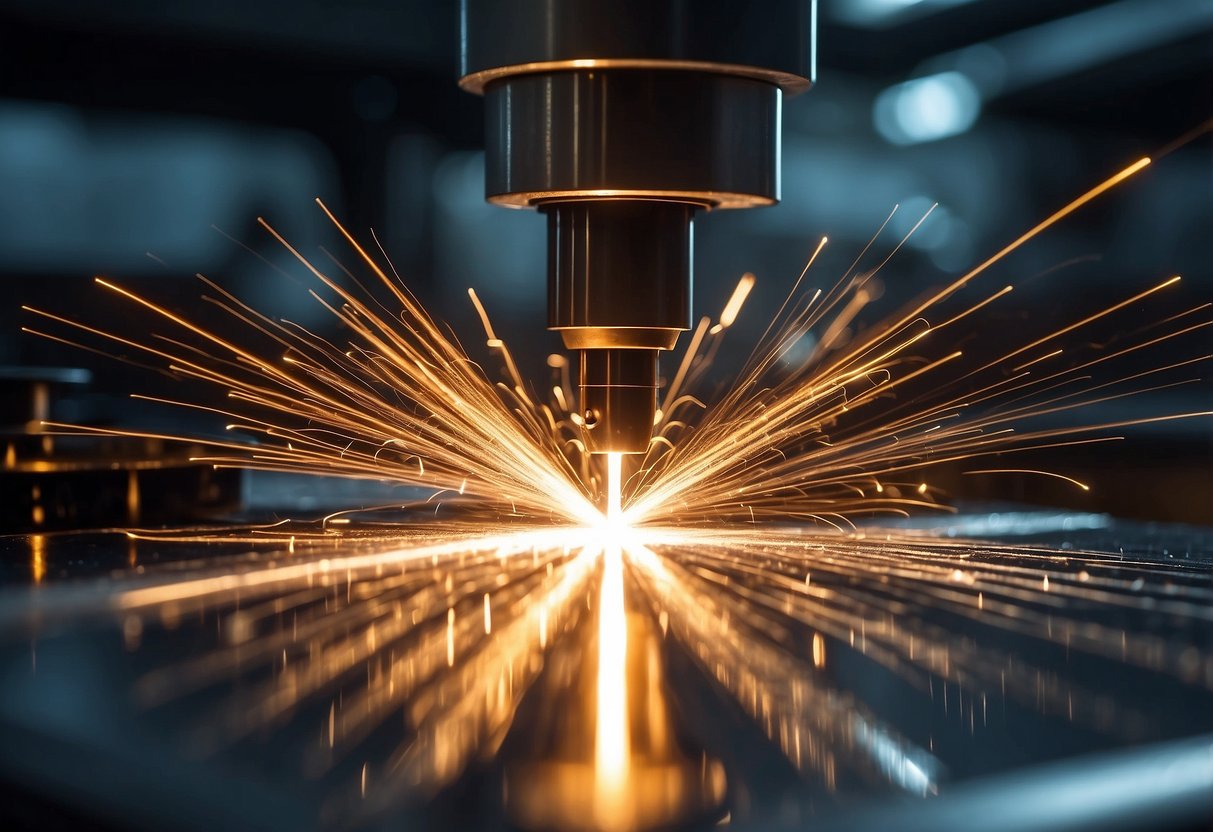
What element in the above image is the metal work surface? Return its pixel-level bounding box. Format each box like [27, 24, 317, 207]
[1, 503, 1210, 831]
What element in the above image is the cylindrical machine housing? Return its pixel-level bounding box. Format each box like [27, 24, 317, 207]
[459, 0, 815, 95]
[546, 200, 693, 350]
[483, 70, 782, 208]
[460, 0, 815, 453]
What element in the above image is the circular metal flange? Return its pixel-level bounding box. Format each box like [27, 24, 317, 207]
[484, 70, 781, 209]
[556, 328, 682, 352]
[462, 58, 811, 97]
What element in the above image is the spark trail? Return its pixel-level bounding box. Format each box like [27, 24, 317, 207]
[8, 155, 1213, 828]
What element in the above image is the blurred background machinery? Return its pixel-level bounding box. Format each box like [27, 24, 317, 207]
[0, 0, 1209, 520]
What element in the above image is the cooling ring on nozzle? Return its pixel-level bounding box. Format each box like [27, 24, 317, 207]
[460, 0, 816, 453]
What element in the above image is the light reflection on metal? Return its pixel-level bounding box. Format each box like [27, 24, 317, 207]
[126, 469, 141, 524]
[594, 454, 630, 828]
[29, 533, 46, 584]
[4, 515, 1212, 826]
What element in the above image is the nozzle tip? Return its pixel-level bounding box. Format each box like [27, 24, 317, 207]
[580, 349, 657, 454]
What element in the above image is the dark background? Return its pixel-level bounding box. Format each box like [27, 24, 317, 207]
[0, 0, 1209, 522]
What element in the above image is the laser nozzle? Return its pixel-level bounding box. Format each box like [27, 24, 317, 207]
[460, 0, 814, 455]
[579, 348, 657, 455]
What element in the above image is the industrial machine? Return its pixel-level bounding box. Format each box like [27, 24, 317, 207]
[1, 3, 1211, 831]
[459, 0, 816, 452]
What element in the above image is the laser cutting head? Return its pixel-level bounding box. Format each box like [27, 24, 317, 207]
[459, 0, 816, 453]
